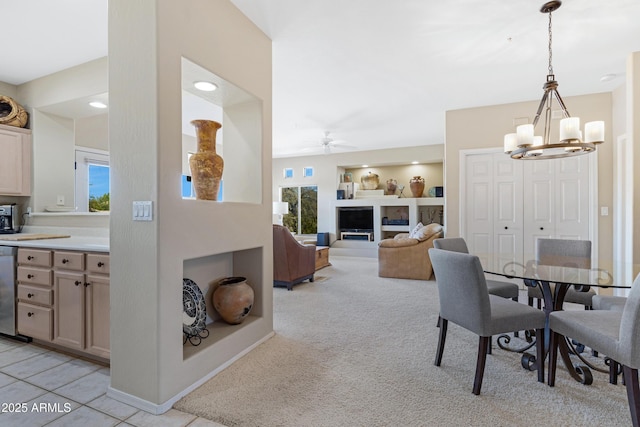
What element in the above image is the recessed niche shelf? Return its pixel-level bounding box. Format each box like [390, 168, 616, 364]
[181, 57, 263, 204]
[183, 315, 260, 360]
[182, 246, 263, 360]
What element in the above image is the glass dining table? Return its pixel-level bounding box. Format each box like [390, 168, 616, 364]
[484, 257, 632, 385]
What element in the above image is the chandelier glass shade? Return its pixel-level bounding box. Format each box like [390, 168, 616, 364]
[504, 1, 605, 160]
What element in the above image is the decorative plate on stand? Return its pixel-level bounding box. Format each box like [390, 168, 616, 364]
[183, 278, 209, 345]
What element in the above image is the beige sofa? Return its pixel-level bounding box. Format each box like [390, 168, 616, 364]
[378, 223, 443, 280]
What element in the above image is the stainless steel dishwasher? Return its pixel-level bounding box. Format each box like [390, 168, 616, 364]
[0, 246, 17, 337]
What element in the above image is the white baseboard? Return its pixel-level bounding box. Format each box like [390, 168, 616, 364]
[106, 331, 276, 415]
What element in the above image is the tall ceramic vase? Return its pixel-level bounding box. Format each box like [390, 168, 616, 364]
[410, 176, 425, 198]
[213, 277, 254, 325]
[189, 119, 223, 200]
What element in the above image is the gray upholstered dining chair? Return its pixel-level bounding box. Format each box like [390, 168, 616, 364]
[429, 248, 546, 395]
[528, 238, 595, 309]
[548, 273, 640, 427]
[433, 237, 520, 302]
[592, 294, 627, 312]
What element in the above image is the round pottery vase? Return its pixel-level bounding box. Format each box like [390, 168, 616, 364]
[189, 119, 224, 200]
[409, 176, 425, 198]
[386, 179, 397, 195]
[213, 277, 254, 325]
[361, 172, 379, 190]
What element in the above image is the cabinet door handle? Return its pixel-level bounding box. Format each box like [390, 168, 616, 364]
[74, 280, 82, 286]
[27, 274, 34, 279]
[27, 312, 34, 317]
[84, 282, 91, 287]
[62, 258, 69, 264]
[97, 262, 104, 267]
[27, 293, 34, 298]
[540, 227, 544, 230]
[27, 255, 34, 260]
[504, 226, 508, 230]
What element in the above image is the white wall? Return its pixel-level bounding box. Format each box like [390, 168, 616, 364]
[75, 114, 109, 151]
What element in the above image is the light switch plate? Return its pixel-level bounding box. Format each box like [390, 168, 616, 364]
[133, 201, 153, 221]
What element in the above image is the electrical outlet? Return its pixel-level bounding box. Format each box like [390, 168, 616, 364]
[56, 195, 65, 206]
[26, 207, 32, 217]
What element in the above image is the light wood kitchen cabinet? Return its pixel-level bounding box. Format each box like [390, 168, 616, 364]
[0, 124, 31, 196]
[53, 270, 85, 351]
[85, 274, 110, 358]
[53, 251, 110, 359]
[16, 248, 53, 341]
[16, 247, 110, 359]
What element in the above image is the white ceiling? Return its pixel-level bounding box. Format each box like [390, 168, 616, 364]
[3, 0, 640, 157]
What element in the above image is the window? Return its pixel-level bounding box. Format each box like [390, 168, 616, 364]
[75, 148, 110, 212]
[181, 174, 223, 200]
[281, 186, 318, 234]
[303, 167, 314, 178]
[283, 168, 294, 179]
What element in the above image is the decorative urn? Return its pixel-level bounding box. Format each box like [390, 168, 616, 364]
[409, 176, 425, 198]
[213, 277, 254, 325]
[360, 172, 379, 190]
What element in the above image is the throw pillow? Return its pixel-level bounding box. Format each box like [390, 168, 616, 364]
[409, 222, 424, 239]
[412, 222, 443, 241]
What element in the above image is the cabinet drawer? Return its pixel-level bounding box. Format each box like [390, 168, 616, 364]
[17, 302, 53, 341]
[86, 253, 109, 274]
[18, 249, 52, 267]
[54, 251, 85, 271]
[17, 266, 52, 286]
[18, 284, 53, 306]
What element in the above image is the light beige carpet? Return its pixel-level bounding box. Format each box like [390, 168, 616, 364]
[174, 256, 631, 426]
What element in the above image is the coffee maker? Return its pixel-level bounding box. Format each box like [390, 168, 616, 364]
[0, 204, 19, 234]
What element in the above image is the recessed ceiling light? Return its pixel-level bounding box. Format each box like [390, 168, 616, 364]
[600, 73, 617, 83]
[362, 164, 368, 168]
[89, 101, 107, 109]
[411, 161, 419, 165]
[194, 81, 218, 91]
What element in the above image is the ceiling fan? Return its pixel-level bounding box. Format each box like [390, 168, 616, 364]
[303, 131, 356, 154]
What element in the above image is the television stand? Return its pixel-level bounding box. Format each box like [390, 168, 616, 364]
[340, 231, 373, 241]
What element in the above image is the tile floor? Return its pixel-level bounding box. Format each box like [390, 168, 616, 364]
[0, 337, 225, 427]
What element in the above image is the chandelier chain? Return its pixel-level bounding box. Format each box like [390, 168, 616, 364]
[548, 10, 553, 75]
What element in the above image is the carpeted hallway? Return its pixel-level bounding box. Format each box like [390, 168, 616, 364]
[174, 256, 630, 427]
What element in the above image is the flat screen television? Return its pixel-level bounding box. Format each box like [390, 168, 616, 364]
[338, 207, 374, 231]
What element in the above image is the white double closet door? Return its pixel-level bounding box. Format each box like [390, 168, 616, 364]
[462, 150, 593, 274]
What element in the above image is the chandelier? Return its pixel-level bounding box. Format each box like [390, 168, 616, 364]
[504, 1, 604, 160]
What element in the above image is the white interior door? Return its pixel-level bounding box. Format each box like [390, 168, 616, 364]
[462, 149, 592, 274]
[465, 153, 494, 268]
[523, 160, 554, 259]
[554, 156, 590, 240]
[493, 155, 523, 272]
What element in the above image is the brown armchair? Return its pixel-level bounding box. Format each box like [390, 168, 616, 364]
[378, 222, 443, 280]
[273, 224, 316, 290]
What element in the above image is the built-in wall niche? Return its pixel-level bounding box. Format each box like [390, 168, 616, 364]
[182, 246, 264, 360]
[343, 163, 443, 197]
[181, 57, 263, 204]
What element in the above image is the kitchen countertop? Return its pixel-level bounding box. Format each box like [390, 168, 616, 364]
[0, 235, 109, 252]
